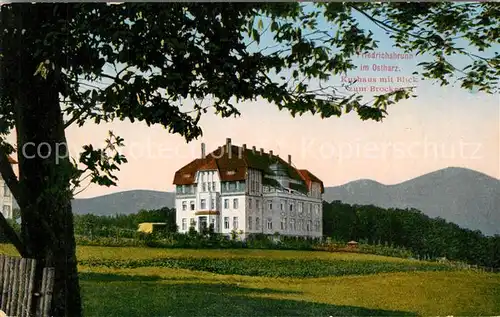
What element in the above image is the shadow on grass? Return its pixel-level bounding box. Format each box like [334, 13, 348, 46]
[80, 272, 164, 282]
[80, 272, 417, 316]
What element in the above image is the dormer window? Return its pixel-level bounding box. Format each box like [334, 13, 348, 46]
[183, 173, 190, 178]
[226, 170, 235, 175]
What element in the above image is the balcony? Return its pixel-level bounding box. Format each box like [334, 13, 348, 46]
[195, 210, 220, 216]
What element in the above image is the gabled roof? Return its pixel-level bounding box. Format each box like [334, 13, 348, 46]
[172, 142, 324, 193]
[298, 169, 325, 193]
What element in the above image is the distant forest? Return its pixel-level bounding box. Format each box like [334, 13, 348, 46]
[8, 200, 495, 269]
[323, 201, 500, 268]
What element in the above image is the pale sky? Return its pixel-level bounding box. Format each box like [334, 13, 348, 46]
[65, 80, 499, 198]
[8, 7, 500, 198]
[70, 9, 500, 198]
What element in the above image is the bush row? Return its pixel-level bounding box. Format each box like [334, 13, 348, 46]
[79, 256, 453, 278]
[75, 231, 416, 260]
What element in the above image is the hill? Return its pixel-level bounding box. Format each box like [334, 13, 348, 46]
[71, 190, 175, 216]
[67, 167, 499, 235]
[323, 167, 500, 236]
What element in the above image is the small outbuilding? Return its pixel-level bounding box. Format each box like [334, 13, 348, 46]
[347, 240, 359, 249]
[137, 222, 167, 234]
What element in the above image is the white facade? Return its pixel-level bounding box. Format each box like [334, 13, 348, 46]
[174, 140, 323, 239]
[0, 179, 13, 219]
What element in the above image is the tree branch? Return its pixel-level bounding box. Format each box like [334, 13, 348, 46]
[0, 147, 28, 256]
[0, 145, 63, 256]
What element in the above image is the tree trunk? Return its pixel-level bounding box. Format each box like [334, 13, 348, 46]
[14, 71, 82, 316]
[1, 5, 83, 316]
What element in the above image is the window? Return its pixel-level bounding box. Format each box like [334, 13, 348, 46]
[249, 198, 253, 209]
[280, 200, 284, 210]
[224, 217, 230, 229]
[289, 202, 294, 212]
[268, 200, 272, 210]
[224, 199, 229, 209]
[248, 216, 252, 230]
[212, 182, 216, 191]
[256, 200, 260, 210]
[202, 182, 207, 191]
[233, 217, 238, 230]
[233, 198, 239, 209]
[299, 202, 304, 212]
[182, 201, 187, 211]
[298, 219, 304, 231]
[290, 218, 296, 231]
[182, 218, 187, 230]
[2, 205, 10, 219]
[210, 198, 215, 209]
[315, 204, 319, 216]
[267, 219, 272, 230]
[280, 218, 287, 230]
[236, 182, 239, 191]
[306, 220, 312, 231]
[255, 217, 260, 230]
[182, 185, 186, 193]
[207, 182, 211, 191]
[314, 220, 320, 231]
[199, 216, 208, 230]
[190, 218, 195, 228]
[200, 199, 206, 209]
[210, 218, 216, 228]
[190, 201, 195, 211]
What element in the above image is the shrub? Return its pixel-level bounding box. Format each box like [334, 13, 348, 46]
[79, 256, 453, 278]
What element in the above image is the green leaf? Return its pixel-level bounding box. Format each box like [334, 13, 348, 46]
[252, 29, 260, 43]
[257, 19, 264, 31]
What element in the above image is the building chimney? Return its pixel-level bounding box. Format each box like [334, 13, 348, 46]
[238, 144, 246, 159]
[252, 146, 256, 153]
[260, 148, 264, 155]
[269, 150, 273, 157]
[288, 154, 292, 165]
[201, 143, 206, 158]
[226, 138, 232, 159]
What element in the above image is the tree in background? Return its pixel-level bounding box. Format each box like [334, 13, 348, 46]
[0, 2, 498, 316]
[322, 201, 500, 268]
[73, 207, 176, 237]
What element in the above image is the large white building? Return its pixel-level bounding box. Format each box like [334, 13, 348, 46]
[0, 156, 16, 219]
[173, 138, 324, 239]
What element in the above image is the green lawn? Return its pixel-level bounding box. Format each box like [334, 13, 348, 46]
[1, 244, 499, 316]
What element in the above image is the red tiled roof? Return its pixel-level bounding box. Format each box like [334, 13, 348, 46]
[298, 169, 324, 193]
[198, 158, 218, 171]
[173, 142, 324, 193]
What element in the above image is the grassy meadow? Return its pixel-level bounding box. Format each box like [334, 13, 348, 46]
[1, 244, 499, 316]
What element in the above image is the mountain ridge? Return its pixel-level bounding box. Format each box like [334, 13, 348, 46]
[68, 167, 499, 236]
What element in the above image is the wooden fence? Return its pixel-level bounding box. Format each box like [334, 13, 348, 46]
[0, 254, 55, 317]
